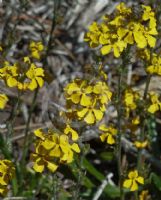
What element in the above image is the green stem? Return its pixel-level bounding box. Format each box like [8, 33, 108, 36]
[6, 90, 21, 153]
[135, 75, 151, 200]
[116, 48, 130, 199]
[21, 88, 38, 166]
[6, 90, 21, 196]
[116, 67, 124, 200]
[137, 74, 151, 171]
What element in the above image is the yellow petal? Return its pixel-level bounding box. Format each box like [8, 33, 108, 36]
[28, 79, 37, 90]
[148, 104, 159, 113]
[134, 31, 147, 48]
[0, 94, 8, 109]
[101, 45, 112, 55]
[136, 176, 144, 184]
[71, 93, 81, 104]
[100, 134, 107, 142]
[123, 179, 132, 188]
[36, 77, 44, 87]
[50, 145, 61, 157]
[0, 177, 7, 186]
[33, 158, 44, 173]
[34, 129, 45, 140]
[125, 32, 134, 44]
[47, 161, 58, 172]
[64, 125, 79, 141]
[71, 143, 80, 153]
[93, 109, 103, 121]
[35, 68, 44, 76]
[77, 108, 88, 118]
[7, 77, 17, 87]
[80, 94, 91, 106]
[42, 139, 55, 150]
[128, 170, 138, 179]
[130, 180, 138, 191]
[146, 35, 156, 47]
[84, 111, 95, 124]
[99, 124, 108, 131]
[107, 134, 115, 144]
[113, 46, 120, 57]
[117, 28, 128, 39]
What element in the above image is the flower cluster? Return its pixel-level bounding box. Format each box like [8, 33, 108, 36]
[99, 124, 117, 145]
[0, 58, 44, 91]
[123, 170, 144, 191]
[64, 79, 112, 124]
[31, 125, 80, 173]
[147, 92, 161, 114]
[85, 3, 157, 57]
[139, 190, 150, 200]
[0, 160, 15, 196]
[146, 53, 161, 76]
[29, 41, 44, 60]
[123, 89, 140, 116]
[0, 94, 8, 109]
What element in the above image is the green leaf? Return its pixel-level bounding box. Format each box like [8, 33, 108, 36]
[0, 133, 12, 159]
[151, 173, 161, 191]
[100, 152, 114, 161]
[83, 158, 120, 198]
[83, 158, 104, 181]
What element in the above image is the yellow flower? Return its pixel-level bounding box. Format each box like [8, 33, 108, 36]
[93, 81, 112, 104]
[98, 64, 108, 80]
[0, 94, 8, 109]
[101, 34, 127, 57]
[0, 63, 18, 87]
[0, 185, 8, 196]
[31, 128, 80, 173]
[26, 63, 44, 90]
[64, 79, 112, 124]
[134, 140, 148, 149]
[118, 22, 157, 49]
[123, 89, 140, 116]
[123, 170, 144, 191]
[17, 82, 29, 90]
[29, 41, 44, 59]
[116, 2, 132, 16]
[99, 124, 117, 145]
[146, 54, 161, 76]
[31, 153, 58, 173]
[137, 49, 150, 61]
[84, 22, 101, 48]
[139, 190, 150, 200]
[31, 131, 59, 172]
[142, 5, 156, 28]
[23, 56, 31, 63]
[77, 100, 104, 124]
[132, 116, 140, 125]
[64, 79, 92, 106]
[85, 4, 157, 58]
[0, 160, 15, 196]
[147, 93, 161, 113]
[64, 124, 79, 141]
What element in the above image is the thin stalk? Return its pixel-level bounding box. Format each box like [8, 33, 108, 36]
[137, 74, 151, 171]
[6, 90, 21, 196]
[116, 48, 130, 200]
[21, 88, 38, 166]
[135, 74, 151, 200]
[116, 67, 124, 200]
[6, 90, 21, 152]
[52, 173, 58, 200]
